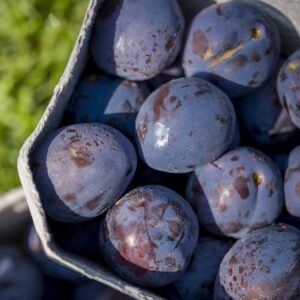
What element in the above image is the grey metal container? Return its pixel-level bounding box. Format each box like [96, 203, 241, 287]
[17, 0, 300, 299]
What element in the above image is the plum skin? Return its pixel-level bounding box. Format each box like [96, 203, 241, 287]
[277, 50, 300, 128]
[214, 224, 300, 300]
[186, 147, 283, 238]
[135, 77, 237, 173]
[91, 0, 185, 81]
[99, 185, 199, 287]
[183, 1, 280, 97]
[31, 123, 137, 223]
[285, 145, 300, 217]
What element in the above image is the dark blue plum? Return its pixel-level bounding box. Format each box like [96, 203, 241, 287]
[183, 1, 280, 97]
[91, 0, 185, 80]
[67, 74, 150, 137]
[99, 185, 199, 287]
[135, 78, 237, 173]
[31, 123, 137, 223]
[73, 281, 133, 300]
[186, 147, 283, 238]
[214, 224, 300, 300]
[26, 225, 82, 281]
[277, 50, 300, 128]
[174, 237, 233, 300]
[235, 69, 295, 146]
[0, 246, 44, 300]
[285, 146, 300, 217]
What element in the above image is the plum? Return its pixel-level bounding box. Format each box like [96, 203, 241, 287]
[99, 185, 199, 287]
[277, 50, 300, 128]
[0, 246, 43, 300]
[67, 74, 150, 138]
[91, 0, 185, 80]
[214, 224, 300, 299]
[285, 146, 300, 217]
[135, 77, 236, 173]
[174, 237, 233, 300]
[31, 123, 137, 222]
[183, 1, 280, 97]
[186, 147, 283, 238]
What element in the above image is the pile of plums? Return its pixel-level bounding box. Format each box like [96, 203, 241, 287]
[30, 0, 300, 299]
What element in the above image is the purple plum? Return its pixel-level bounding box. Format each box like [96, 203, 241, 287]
[277, 49, 300, 128]
[99, 185, 199, 287]
[214, 224, 300, 299]
[186, 147, 283, 238]
[285, 145, 300, 217]
[91, 0, 185, 80]
[135, 77, 237, 173]
[31, 123, 137, 223]
[183, 1, 280, 97]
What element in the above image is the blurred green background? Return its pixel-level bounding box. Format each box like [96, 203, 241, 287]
[0, 0, 87, 193]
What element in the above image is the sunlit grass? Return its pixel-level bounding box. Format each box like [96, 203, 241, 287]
[0, 0, 87, 193]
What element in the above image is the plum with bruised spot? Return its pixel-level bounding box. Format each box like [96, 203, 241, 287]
[99, 185, 199, 287]
[91, 0, 185, 80]
[214, 224, 300, 299]
[186, 147, 283, 238]
[183, 1, 280, 97]
[31, 123, 137, 223]
[135, 77, 237, 173]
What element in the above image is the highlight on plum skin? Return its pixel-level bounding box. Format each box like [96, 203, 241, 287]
[135, 77, 237, 173]
[99, 185, 199, 287]
[186, 147, 283, 239]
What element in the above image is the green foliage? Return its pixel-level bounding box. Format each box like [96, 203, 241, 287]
[0, 0, 87, 193]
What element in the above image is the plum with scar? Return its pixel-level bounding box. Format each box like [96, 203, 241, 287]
[183, 1, 280, 97]
[186, 147, 283, 238]
[31, 123, 137, 223]
[99, 185, 199, 287]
